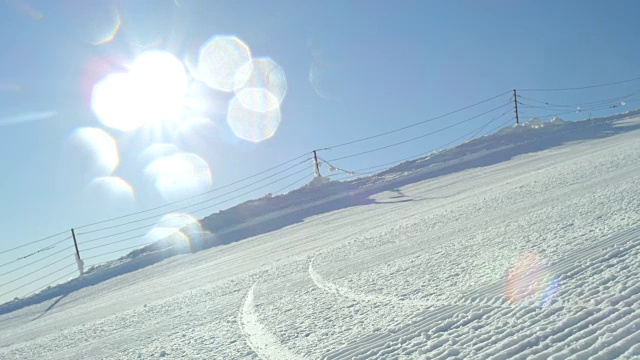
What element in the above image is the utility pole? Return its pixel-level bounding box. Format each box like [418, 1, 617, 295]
[71, 229, 84, 275]
[513, 89, 519, 125]
[312, 150, 320, 177]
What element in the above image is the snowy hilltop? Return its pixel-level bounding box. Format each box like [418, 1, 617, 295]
[2, 109, 640, 358]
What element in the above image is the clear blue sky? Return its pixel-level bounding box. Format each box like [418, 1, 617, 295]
[1, 0, 639, 298]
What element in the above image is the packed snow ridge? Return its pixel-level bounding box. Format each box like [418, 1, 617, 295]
[2, 109, 640, 358]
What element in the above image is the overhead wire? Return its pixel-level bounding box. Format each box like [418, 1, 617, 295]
[74, 165, 314, 254]
[317, 156, 354, 176]
[0, 231, 70, 256]
[518, 93, 636, 108]
[16, 244, 57, 260]
[485, 116, 518, 134]
[0, 253, 74, 289]
[273, 173, 315, 195]
[84, 242, 177, 261]
[322, 90, 512, 150]
[82, 234, 145, 253]
[331, 117, 517, 179]
[0, 261, 77, 299]
[517, 100, 629, 113]
[518, 102, 638, 120]
[9, 78, 640, 301]
[0, 245, 75, 278]
[73, 152, 312, 231]
[326, 101, 513, 163]
[327, 109, 515, 179]
[24, 269, 79, 298]
[519, 76, 640, 92]
[0, 163, 310, 298]
[77, 157, 312, 238]
[515, 90, 640, 119]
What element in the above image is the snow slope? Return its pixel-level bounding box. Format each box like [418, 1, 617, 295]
[2, 114, 640, 358]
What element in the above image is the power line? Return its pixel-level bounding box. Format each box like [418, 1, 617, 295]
[518, 101, 639, 120]
[0, 262, 76, 299]
[328, 112, 515, 179]
[79, 170, 314, 261]
[0, 245, 75, 278]
[517, 99, 632, 113]
[74, 165, 313, 253]
[77, 158, 312, 238]
[8, 80, 639, 300]
[485, 116, 518, 134]
[348, 117, 517, 178]
[82, 233, 144, 253]
[84, 242, 177, 261]
[0, 253, 73, 289]
[24, 269, 78, 298]
[519, 76, 640, 92]
[16, 244, 57, 261]
[0, 231, 69, 257]
[317, 156, 354, 176]
[273, 173, 315, 194]
[73, 152, 312, 231]
[516, 92, 639, 116]
[518, 93, 637, 108]
[326, 101, 513, 163]
[0, 112, 506, 293]
[322, 90, 512, 150]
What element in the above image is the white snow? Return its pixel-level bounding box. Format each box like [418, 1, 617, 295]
[2, 113, 640, 358]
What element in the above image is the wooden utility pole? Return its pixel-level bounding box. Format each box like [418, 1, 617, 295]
[71, 228, 84, 275]
[312, 150, 320, 177]
[513, 89, 520, 125]
[71, 228, 81, 260]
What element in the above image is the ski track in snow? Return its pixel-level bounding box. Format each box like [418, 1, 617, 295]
[321, 225, 640, 359]
[3, 117, 640, 358]
[239, 283, 300, 360]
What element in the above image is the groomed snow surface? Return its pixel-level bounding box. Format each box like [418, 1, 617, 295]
[2, 115, 640, 359]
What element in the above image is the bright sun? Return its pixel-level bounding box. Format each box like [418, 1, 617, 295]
[91, 51, 188, 132]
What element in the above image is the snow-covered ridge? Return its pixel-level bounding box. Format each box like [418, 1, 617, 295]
[3, 109, 640, 358]
[1, 109, 639, 315]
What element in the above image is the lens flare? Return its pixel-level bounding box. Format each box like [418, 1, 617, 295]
[81, 55, 128, 107]
[227, 94, 281, 143]
[53, 0, 121, 45]
[145, 152, 212, 201]
[66, 127, 119, 177]
[139, 143, 181, 166]
[91, 51, 187, 132]
[147, 213, 210, 252]
[10, 0, 43, 21]
[146, 227, 188, 245]
[0, 110, 57, 127]
[504, 252, 560, 306]
[182, 79, 223, 117]
[197, 36, 252, 92]
[73, 0, 122, 46]
[90, 5, 121, 46]
[86, 176, 135, 213]
[234, 58, 287, 110]
[309, 60, 351, 100]
[234, 88, 281, 113]
[173, 117, 218, 154]
[91, 73, 142, 131]
[130, 52, 188, 118]
[158, 213, 202, 233]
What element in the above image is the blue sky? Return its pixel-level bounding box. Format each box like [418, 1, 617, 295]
[1, 0, 639, 298]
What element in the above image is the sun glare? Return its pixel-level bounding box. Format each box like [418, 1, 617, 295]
[91, 51, 188, 132]
[144, 152, 212, 201]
